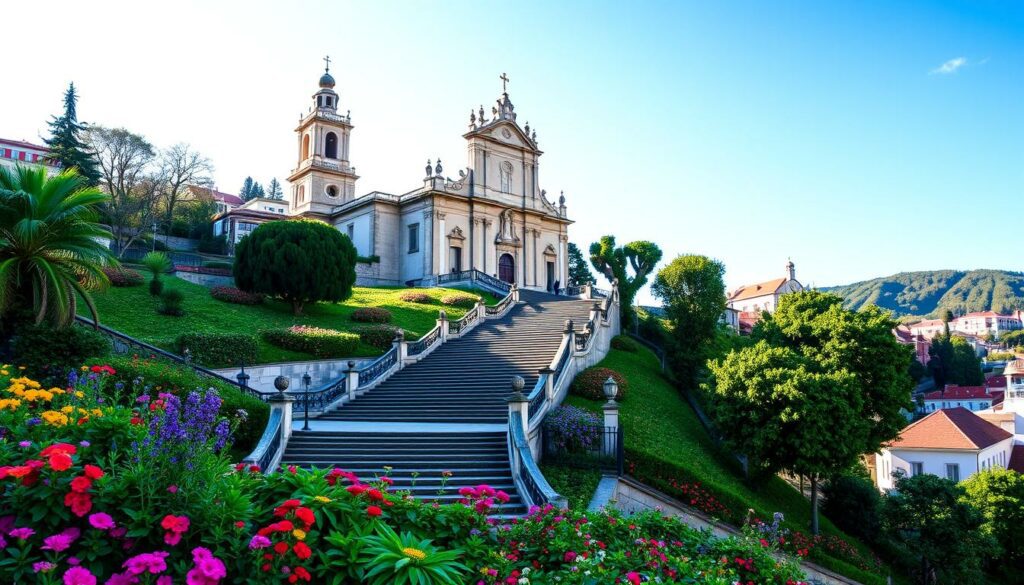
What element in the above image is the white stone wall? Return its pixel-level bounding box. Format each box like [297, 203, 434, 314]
[876, 442, 1013, 490]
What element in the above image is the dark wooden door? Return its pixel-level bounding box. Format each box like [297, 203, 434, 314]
[498, 253, 515, 284]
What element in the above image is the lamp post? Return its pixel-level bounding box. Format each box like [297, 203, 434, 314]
[236, 363, 250, 389]
[151, 222, 158, 251]
[302, 371, 312, 431]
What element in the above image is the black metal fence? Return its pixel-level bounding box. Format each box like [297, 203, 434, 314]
[542, 424, 624, 476]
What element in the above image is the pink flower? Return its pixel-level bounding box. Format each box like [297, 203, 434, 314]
[9, 527, 34, 540]
[157, 577, 172, 585]
[167, 485, 178, 493]
[625, 572, 641, 585]
[42, 533, 74, 552]
[89, 512, 116, 530]
[33, 561, 56, 573]
[103, 573, 136, 585]
[63, 566, 97, 585]
[248, 535, 271, 550]
[160, 515, 190, 546]
[186, 547, 226, 585]
[123, 551, 169, 575]
[564, 551, 577, 562]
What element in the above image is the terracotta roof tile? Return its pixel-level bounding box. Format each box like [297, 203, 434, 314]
[923, 386, 992, 401]
[986, 376, 1007, 389]
[729, 278, 788, 302]
[887, 408, 1012, 450]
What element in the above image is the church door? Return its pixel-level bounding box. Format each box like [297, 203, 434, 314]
[546, 261, 555, 291]
[498, 253, 515, 284]
[449, 246, 462, 273]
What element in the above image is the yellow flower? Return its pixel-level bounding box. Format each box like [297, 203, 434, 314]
[402, 547, 426, 561]
[61, 406, 74, 414]
[81, 366, 88, 371]
[18, 366, 25, 371]
[50, 387, 65, 395]
[292, 529, 306, 540]
[0, 398, 21, 410]
[313, 496, 331, 503]
[74, 391, 84, 398]
[91, 408, 104, 417]
[1, 370, 9, 376]
[40, 410, 69, 427]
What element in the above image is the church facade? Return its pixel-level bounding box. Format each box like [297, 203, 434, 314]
[284, 64, 573, 290]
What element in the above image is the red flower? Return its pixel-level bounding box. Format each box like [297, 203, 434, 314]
[293, 541, 312, 560]
[274, 541, 289, 555]
[294, 507, 315, 528]
[234, 521, 245, 529]
[83, 465, 104, 479]
[366, 505, 382, 517]
[346, 484, 367, 496]
[367, 488, 384, 502]
[70, 476, 93, 493]
[64, 491, 93, 517]
[293, 567, 311, 582]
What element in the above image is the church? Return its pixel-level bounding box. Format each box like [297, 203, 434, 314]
[228, 60, 574, 290]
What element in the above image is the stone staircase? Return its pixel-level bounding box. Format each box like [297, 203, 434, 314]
[279, 290, 593, 514]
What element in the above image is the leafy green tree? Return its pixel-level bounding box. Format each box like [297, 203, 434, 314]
[961, 467, 1024, 570]
[589, 235, 662, 328]
[1000, 329, 1024, 349]
[821, 473, 883, 543]
[706, 341, 864, 534]
[883, 472, 991, 584]
[234, 219, 356, 315]
[928, 334, 984, 387]
[267, 178, 284, 200]
[44, 83, 101, 185]
[651, 254, 726, 387]
[0, 166, 115, 329]
[251, 182, 265, 199]
[567, 242, 595, 286]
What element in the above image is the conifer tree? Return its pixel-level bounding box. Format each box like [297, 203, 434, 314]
[240, 176, 255, 201]
[44, 83, 100, 185]
[267, 178, 284, 200]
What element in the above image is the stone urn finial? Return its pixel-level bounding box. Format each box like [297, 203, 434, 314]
[274, 375, 290, 393]
[564, 319, 574, 333]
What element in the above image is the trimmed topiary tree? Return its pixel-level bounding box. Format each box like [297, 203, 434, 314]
[570, 366, 628, 401]
[233, 219, 357, 315]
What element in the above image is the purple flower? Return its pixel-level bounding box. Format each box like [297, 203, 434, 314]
[136, 394, 150, 403]
[123, 551, 169, 575]
[18, 441, 31, 448]
[89, 512, 116, 530]
[33, 561, 56, 573]
[79, 440, 90, 447]
[9, 527, 35, 540]
[248, 534, 271, 549]
[62, 566, 96, 585]
[26, 417, 41, 426]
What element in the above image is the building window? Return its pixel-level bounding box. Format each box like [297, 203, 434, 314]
[326, 185, 338, 198]
[325, 132, 338, 159]
[945, 464, 960, 482]
[346, 223, 354, 241]
[407, 223, 419, 253]
[499, 161, 512, 194]
[910, 462, 923, 476]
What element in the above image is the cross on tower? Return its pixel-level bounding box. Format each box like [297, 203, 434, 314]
[500, 72, 509, 93]
[323, 55, 331, 72]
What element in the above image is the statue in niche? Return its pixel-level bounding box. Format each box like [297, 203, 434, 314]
[496, 209, 518, 243]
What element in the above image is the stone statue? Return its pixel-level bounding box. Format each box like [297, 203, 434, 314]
[425, 160, 432, 177]
[435, 159, 443, 176]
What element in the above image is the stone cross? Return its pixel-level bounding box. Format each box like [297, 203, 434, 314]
[500, 72, 509, 93]
[323, 55, 331, 72]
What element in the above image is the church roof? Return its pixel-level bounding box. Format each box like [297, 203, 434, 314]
[728, 278, 788, 302]
[887, 407, 1012, 451]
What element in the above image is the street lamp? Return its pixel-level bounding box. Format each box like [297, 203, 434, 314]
[302, 371, 312, 431]
[603, 376, 619, 404]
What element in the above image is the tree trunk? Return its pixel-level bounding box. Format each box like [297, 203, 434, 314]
[810, 474, 820, 535]
[291, 299, 304, 316]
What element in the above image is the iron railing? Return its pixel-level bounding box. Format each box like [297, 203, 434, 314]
[358, 347, 397, 386]
[542, 423, 624, 476]
[509, 412, 564, 508]
[407, 325, 441, 356]
[593, 287, 611, 299]
[75, 316, 266, 400]
[527, 376, 547, 420]
[294, 376, 348, 412]
[564, 285, 582, 297]
[243, 408, 282, 472]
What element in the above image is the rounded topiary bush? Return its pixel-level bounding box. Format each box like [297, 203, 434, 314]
[351, 307, 392, 323]
[262, 326, 360, 358]
[175, 332, 259, 367]
[571, 366, 628, 401]
[210, 285, 264, 305]
[611, 335, 640, 352]
[398, 291, 432, 304]
[355, 325, 403, 350]
[440, 293, 480, 308]
[102, 266, 144, 287]
[157, 288, 185, 316]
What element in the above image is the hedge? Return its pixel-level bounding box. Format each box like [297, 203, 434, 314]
[350, 307, 392, 323]
[174, 332, 259, 368]
[398, 291, 432, 304]
[90, 355, 269, 452]
[261, 326, 359, 358]
[570, 366, 628, 401]
[355, 325, 402, 350]
[102, 266, 144, 287]
[440, 293, 480, 308]
[10, 324, 112, 385]
[611, 335, 640, 352]
[210, 286, 264, 305]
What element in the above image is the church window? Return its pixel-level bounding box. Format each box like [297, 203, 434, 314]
[499, 161, 513, 194]
[298, 185, 305, 202]
[408, 223, 419, 253]
[302, 135, 311, 159]
[325, 132, 338, 159]
[326, 185, 339, 198]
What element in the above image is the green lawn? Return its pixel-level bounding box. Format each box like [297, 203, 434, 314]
[84, 275, 500, 364]
[540, 464, 603, 510]
[564, 344, 898, 584]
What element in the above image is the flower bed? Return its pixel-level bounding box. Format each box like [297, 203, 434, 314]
[397, 291, 432, 304]
[102, 266, 144, 287]
[350, 307, 392, 323]
[261, 326, 359, 358]
[439, 293, 479, 308]
[210, 286, 264, 305]
[0, 365, 813, 584]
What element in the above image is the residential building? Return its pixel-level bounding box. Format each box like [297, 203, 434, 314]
[894, 324, 931, 365]
[724, 261, 804, 332]
[0, 138, 60, 174]
[908, 319, 946, 340]
[920, 386, 996, 413]
[212, 197, 290, 252]
[950, 311, 1023, 340]
[183, 185, 245, 215]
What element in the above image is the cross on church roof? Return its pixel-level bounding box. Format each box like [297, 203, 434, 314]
[323, 55, 331, 73]
[500, 72, 509, 93]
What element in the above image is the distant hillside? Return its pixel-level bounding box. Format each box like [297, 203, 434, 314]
[825, 269, 1024, 319]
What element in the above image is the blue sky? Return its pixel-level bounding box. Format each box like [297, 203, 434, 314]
[3, 1, 1022, 302]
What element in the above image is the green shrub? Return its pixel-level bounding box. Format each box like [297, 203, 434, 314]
[102, 266, 144, 287]
[355, 325, 402, 350]
[197, 233, 227, 254]
[986, 351, 1015, 362]
[262, 326, 360, 358]
[398, 291, 432, 304]
[822, 473, 883, 544]
[571, 366, 628, 401]
[92, 355, 269, 451]
[175, 332, 259, 367]
[440, 293, 480, 308]
[203, 260, 233, 270]
[10, 324, 112, 384]
[351, 307, 392, 323]
[611, 335, 639, 352]
[149, 277, 164, 297]
[157, 288, 185, 316]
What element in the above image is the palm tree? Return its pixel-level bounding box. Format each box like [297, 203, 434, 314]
[0, 165, 116, 328]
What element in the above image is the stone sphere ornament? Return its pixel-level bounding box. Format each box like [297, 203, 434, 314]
[274, 375, 290, 393]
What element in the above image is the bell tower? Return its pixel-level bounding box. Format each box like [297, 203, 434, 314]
[288, 56, 359, 217]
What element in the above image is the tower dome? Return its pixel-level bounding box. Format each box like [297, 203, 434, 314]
[319, 71, 336, 88]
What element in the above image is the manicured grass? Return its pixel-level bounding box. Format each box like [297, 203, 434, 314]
[540, 463, 603, 510]
[84, 275, 501, 365]
[565, 344, 898, 584]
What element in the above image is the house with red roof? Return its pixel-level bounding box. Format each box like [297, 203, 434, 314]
[724, 261, 803, 332]
[0, 138, 61, 175]
[920, 385, 998, 414]
[951, 311, 1023, 339]
[875, 407, 1016, 490]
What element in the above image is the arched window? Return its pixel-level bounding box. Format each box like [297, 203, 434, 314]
[325, 132, 338, 159]
[499, 161, 513, 194]
[302, 134, 310, 160]
[298, 185, 305, 202]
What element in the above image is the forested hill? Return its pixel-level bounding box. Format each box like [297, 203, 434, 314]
[824, 270, 1024, 319]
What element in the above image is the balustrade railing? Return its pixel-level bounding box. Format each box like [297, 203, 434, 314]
[436, 269, 512, 294]
[294, 377, 347, 412]
[243, 408, 282, 472]
[486, 292, 515, 316]
[593, 287, 611, 299]
[527, 376, 547, 420]
[564, 284, 582, 297]
[449, 306, 479, 335]
[358, 347, 397, 386]
[407, 325, 441, 356]
[509, 412, 565, 509]
[574, 326, 593, 352]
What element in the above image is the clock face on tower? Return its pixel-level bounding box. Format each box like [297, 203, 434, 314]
[501, 128, 512, 139]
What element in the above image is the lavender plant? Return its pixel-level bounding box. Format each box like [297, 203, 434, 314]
[543, 405, 603, 453]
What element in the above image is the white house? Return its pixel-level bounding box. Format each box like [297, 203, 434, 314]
[726, 260, 803, 315]
[920, 386, 996, 414]
[0, 138, 61, 175]
[875, 407, 1015, 490]
[950, 311, 1023, 340]
[908, 319, 946, 340]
